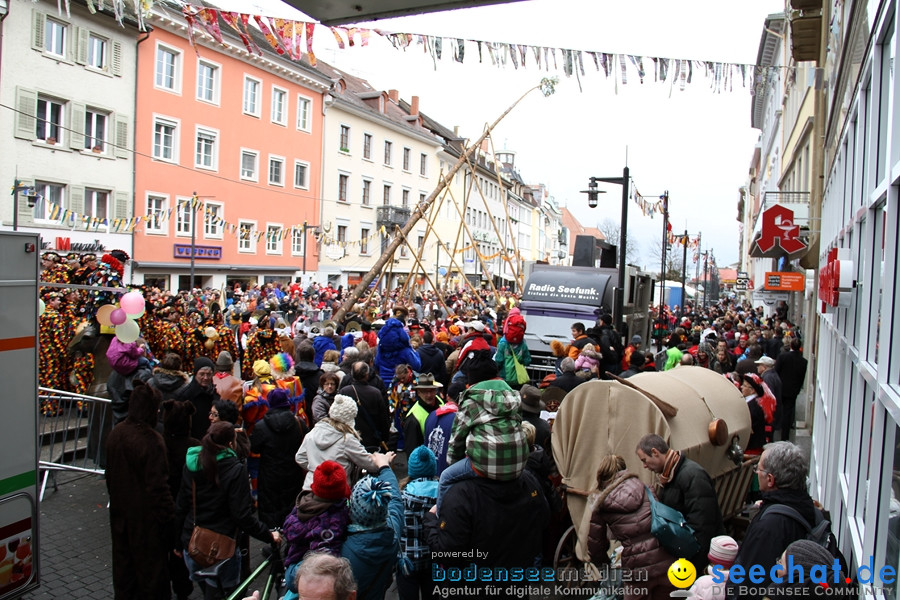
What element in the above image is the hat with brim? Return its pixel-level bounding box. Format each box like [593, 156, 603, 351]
[755, 356, 776, 366]
[519, 384, 546, 413]
[413, 373, 443, 390]
[344, 320, 361, 333]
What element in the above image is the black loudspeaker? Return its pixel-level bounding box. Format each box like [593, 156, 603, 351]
[598, 241, 617, 268]
[573, 235, 618, 268]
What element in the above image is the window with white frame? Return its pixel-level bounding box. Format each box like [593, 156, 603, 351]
[84, 188, 108, 220]
[84, 109, 107, 152]
[402, 147, 411, 171]
[338, 174, 349, 202]
[360, 228, 369, 254]
[268, 156, 284, 186]
[266, 225, 282, 254]
[363, 133, 372, 159]
[242, 76, 261, 116]
[383, 184, 391, 205]
[155, 45, 180, 91]
[291, 227, 305, 255]
[36, 95, 64, 144]
[238, 221, 254, 252]
[87, 34, 106, 69]
[402, 189, 409, 208]
[175, 198, 193, 235]
[195, 128, 217, 170]
[420, 192, 427, 207]
[339, 125, 350, 151]
[384, 141, 393, 166]
[240, 150, 258, 181]
[420, 153, 427, 176]
[32, 181, 65, 221]
[271, 87, 287, 125]
[204, 202, 223, 238]
[337, 225, 347, 244]
[153, 118, 177, 161]
[296, 96, 311, 131]
[362, 179, 371, 206]
[196, 60, 219, 104]
[44, 18, 66, 57]
[146, 195, 166, 233]
[293, 161, 309, 189]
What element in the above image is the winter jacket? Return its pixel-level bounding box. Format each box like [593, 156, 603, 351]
[283, 491, 350, 566]
[374, 319, 421, 384]
[311, 390, 335, 424]
[400, 478, 439, 574]
[775, 350, 808, 400]
[107, 337, 143, 376]
[493, 337, 531, 386]
[416, 344, 449, 387]
[548, 371, 584, 393]
[250, 407, 307, 528]
[294, 360, 323, 415]
[174, 448, 275, 550]
[340, 381, 390, 450]
[295, 420, 379, 491]
[313, 335, 337, 367]
[147, 368, 189, 399]
[341, 467, 404, 600]
[175, 380, 221, 440]
[587, 472, 672, 580]
[213, 372, 243, 405]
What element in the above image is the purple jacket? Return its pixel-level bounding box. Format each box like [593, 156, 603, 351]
[106, 337, 143, 376]
[283, 491, 350, 566]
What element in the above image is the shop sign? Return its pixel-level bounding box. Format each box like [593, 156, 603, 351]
[173, 244, 222, 260]
[751, 204, 808, 259]
[818, 247, 854, 310]
[764, 272, 805, 291]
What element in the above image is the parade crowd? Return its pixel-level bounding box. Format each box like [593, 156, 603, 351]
[37, 250, 849, 600]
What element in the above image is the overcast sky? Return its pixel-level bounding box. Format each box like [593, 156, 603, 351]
[207, 0, 786, 271]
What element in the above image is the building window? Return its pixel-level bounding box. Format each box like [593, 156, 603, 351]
[242, 76, 261, 116]
[238, 221, 254, 252]
[271, 87, 287, 125]
[383, 184, 391, 205]
[292, 227, 305, 255]
[384, 141, 392, 166]
[195, 128, 217, 170]
[403, 147, 411, 171]
[363, 133, 372, 159]
[293, 161, 309, 189]
[87, 34, 106, 69]
[84, 109, 107, 152]
[44, 18, 66, 57]
[146, 195, 166, 233]
[419, 192, 427, 207]
[402, 189, 409, 208]
[339, 125, 350, 151]
[362, 179, 371, 206]
[296, 96, 311, 131]
[84, 188, 108, 220]
[266, 225, 282, 254]
[360, 228, 369, 254]
[153, 118, 177, 161]
[338, 174, 349, 202]
[337, 225, 347, 244]
[240, 150, 258, 181]
[36, 96, 64, 144]
[420, 153, 427, 176]
[196, 60, 219, 104]
[155, 45, 179, 91]
[268, 156, 284, 186]
[204, 202, 222, 238]
[32, 181, 65, 221]
[175, 198, 193, 235]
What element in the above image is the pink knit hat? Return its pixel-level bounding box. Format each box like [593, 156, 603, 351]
[707, 535, 739, 569]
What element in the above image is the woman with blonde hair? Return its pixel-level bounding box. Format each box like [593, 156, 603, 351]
[588, 455, 674, 600]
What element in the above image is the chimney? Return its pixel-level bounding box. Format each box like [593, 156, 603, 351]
[410, 96, 420, 116]
[453, 126, 459, 137]
[388, 89, 399, 103]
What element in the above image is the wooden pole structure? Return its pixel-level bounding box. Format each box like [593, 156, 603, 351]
[333, 79, 557, 323]
[397, 230, 453, 318]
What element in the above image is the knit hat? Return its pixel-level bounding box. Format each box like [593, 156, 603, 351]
[707, 535, 739, 569]
[253, 360, 272, 378]
[631, 335, 642, 345]
[215, 351, 234, 371]
[407, 446, 437, 479]
[349, 475, 392, 528]
[783, 539, 840, 577]
[311, 461, 351, 501]
[329, 394, 358, 425]
[268, 388, 291, 410]
[192, 356, 215, 376]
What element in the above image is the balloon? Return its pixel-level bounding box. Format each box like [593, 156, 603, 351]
[204, 339, 215, 350]
[38, 299, 45, 316]
[204, 326, 218, 338]
[96, 304, 116, 327]
[115, 318, 140, 343]
[110, 308, 127, 326]
[120, 291, 145, 315]
[129, 307, 145, 320]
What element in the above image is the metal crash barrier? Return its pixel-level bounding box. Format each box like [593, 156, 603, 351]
[38, 387, 112, 501]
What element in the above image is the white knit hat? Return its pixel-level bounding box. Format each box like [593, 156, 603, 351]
[329, 394, 358, 425]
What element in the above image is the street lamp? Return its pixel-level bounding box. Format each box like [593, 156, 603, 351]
[581, 166, 630, 338]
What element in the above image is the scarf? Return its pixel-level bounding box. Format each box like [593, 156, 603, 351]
[658, 449, 681, 487]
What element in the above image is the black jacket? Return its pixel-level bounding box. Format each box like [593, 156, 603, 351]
[175, 380, 220, 440]
[249, 407, 308, 528]
[523, 412, 551, 451]
[775, 350, 808, 400]
[340, 380, 390, 450]
[294, 361, 323, 416]
[548, 371, 584, 393]
[417, 344, 449, 387]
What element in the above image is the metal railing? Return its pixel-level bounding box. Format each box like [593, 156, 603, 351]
[38, 387, 111, 501]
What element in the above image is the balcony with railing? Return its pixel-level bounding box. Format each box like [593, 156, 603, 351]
[376, 206, 411, 230]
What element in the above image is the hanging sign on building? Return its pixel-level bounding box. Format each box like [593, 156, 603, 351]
[750, 204, 808, 259]
[764, 271, 805, 291]
[818, 247, 854, 310]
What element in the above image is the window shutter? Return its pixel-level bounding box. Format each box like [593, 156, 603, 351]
[69, 102, 86, 150]
[115, 191, 130, 220]
[114, 114, 129, 159]
[75, 26, 88, 65]
[66, 24, 75, 63]
[17, 181, 35, 225]
[111, 41, 123, 76]
[69, 185, 85, 216]
[31, 10, 45, 51]
[14, 87, 37, 140]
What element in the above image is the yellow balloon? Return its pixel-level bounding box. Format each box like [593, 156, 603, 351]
[96, 304, 116, 327]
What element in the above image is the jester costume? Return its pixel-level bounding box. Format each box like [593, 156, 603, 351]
[39, 297, 67, 414]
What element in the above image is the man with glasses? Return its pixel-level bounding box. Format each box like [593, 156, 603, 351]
[726, 441, 818, 598]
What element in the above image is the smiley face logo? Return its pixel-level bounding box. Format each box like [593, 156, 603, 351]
[667, 558, 697, 588]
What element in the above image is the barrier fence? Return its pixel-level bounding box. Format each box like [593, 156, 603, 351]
[38, 387, 111, 501]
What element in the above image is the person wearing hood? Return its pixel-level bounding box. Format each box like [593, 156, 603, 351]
[105, 382, 176, 600]
[176, 356, 221, 440]
[295, 394, 390, 491]
[174, 422, 281, 599]
[374, 318, 422, 384]
[341, 453, 403, 600]
[250, 389, 308, 529]
[313, 326, 338, 367]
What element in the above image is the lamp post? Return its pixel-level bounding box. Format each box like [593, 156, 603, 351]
[581, 166, 629, 338]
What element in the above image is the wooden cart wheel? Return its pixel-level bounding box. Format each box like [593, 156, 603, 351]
[553, 524, 578, 571]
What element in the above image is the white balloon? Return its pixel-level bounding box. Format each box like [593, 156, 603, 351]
[115, 318, 141, 343]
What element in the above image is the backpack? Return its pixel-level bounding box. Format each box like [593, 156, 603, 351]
[504, 313, 526, 345]
[765, 504, 851, 580]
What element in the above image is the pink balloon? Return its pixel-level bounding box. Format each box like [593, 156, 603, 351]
[110, 308, 127, 326]
[120, 291, 145, 315]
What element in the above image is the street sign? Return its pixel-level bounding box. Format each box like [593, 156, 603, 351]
[734, 276, 750, 291]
